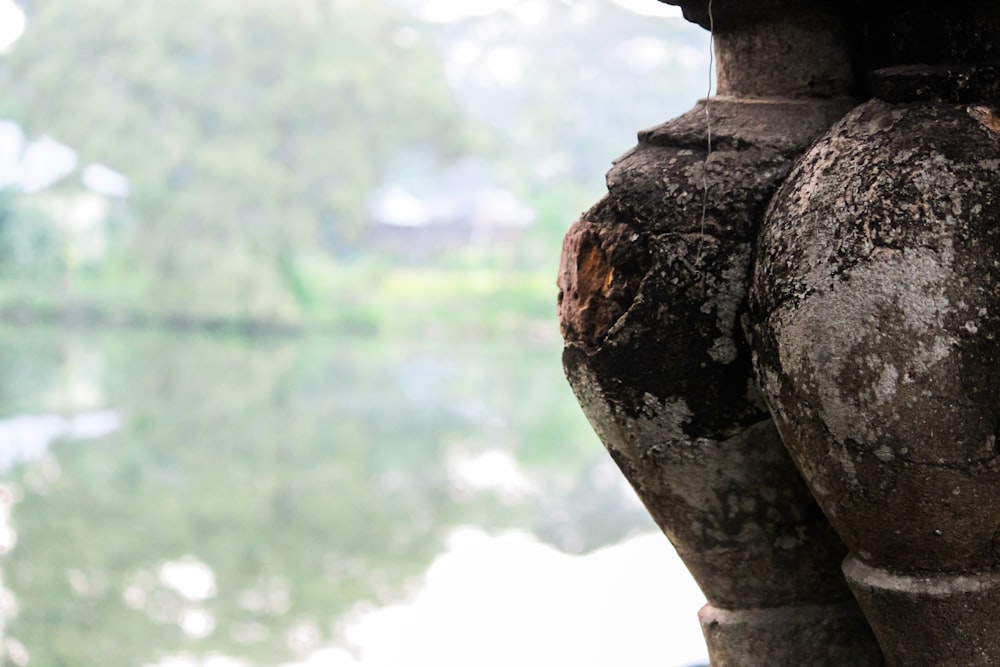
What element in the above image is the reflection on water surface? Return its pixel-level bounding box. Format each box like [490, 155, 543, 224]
[0, 326, 706, 666]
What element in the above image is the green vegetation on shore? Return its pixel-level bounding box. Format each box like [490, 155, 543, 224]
[0, 0, 706, 336]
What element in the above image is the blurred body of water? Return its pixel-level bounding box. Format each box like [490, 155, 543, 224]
[0, 326, 707, 666]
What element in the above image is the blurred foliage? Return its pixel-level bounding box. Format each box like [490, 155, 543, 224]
[0, 326, 651, 666]
[420, 0, 709, 190]
[0, 4, 708, 662]
[0, 194, 62, 277]
[0, 0, 482, 321]
[0, 0, 707, 329]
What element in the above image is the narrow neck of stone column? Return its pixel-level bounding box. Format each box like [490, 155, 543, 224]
[714, 10, 855, 99]
[659, 0, 856, 99]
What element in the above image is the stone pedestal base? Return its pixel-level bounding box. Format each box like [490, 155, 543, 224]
[698, 602, 882, 667]
[844, 557, 1000, 666]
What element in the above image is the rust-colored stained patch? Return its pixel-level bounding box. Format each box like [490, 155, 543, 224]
[969, 105, 1000, 135]
[557, 220, 630, 348]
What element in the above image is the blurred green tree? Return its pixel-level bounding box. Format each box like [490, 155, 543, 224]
[0, 0, 475, 320]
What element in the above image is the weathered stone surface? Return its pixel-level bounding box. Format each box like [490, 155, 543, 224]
[752, 98, 1000, 572]
[562, 358, 848, 608]
[844, 556, 1000, 666]
[558, 94, 882, 662]
[699, 601, 882, 667]
[752, 95, 1000, 663]
[564, 0, 1000, 663]
[657, 1, 855, 99]
[560, 98, 855, 430]
[714, 13, 854, 98]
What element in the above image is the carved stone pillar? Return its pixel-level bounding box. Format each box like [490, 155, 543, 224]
[751, 4, 1000, 664]
[558, 1, 882, 664]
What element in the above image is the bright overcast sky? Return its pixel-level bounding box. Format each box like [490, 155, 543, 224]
[0, 0, 25, 52]
[611, 0, 682, 17]
[418, 0, 681, 23]
[0, 0, 682, 49]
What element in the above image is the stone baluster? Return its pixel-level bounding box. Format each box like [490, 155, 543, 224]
[751, 3, 1000, 664]
[557, 1, 882, 663]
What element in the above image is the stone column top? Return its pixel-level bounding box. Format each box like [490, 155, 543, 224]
[657, 0, 840, 31]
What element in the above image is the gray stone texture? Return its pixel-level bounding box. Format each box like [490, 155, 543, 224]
[752, 85, 1000, 664]
[699, 601, 881, 667]
[713, 13, 854, 98]
[561, 0, 1000, 663]
[557, 97, 854, 582]
[557, 9, 880, 654]
[752, 99, 1000, 572]
[845, 556, 1000, 666]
